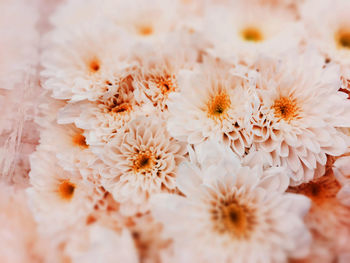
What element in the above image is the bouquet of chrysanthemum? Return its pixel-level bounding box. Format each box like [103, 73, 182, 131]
[2, 0, 350, 262]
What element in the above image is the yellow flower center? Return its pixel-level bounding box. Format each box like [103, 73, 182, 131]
[272, 97, 299, 122]
[336, 29, 350, 49]
[132, 151, 155, 173]
[72, 132, 88, 149]
[207, 92, 231, 120]
[241, 27, 263, 42]
[58, 180, 76, 201]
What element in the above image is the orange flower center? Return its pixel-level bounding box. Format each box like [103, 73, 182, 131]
[213, 199, 256, 239]
[132, 151, 155, 173]
[88, 58, 101, 73]
[207, 92, 231, 120]
[58, 180, 76, 201]
[288, 171, 341, 205]
[336, 29, 350, 49]
[154, 75, 177, 95]
[241, 27, 263, 42]
[72, 133, 88, 149]
[272, 97, 299, 122]
[137, 25, 154, 36]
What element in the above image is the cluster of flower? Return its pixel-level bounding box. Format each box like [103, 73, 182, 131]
[2, 0, 350, 262]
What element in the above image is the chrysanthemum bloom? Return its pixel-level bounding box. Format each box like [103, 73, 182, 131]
[58, 73, 147, 146]
[203, 0, 302, 64]
[27, 150, 95, 235]
[250, 51, 350, 185]
[41, 22, 133, 102]
[151, 142, 311, 263]
[0, 182, 66, 263]
[288, 164, 350, 261]
[167, 58, 255, 157]
[105, 0, 191, 44]
[133, 42, 197, 115]
[65, 224, 138, 263]
[98, 116, 187, 215]
[301, 0, 350, 68]
[38, 122, 96, 172]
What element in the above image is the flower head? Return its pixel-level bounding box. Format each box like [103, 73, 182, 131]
[98, 116, 187, 215]
[152, 142, 311, 263]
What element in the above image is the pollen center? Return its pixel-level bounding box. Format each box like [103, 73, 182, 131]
[111, 102, 132, 114]
[154, 75, 176, 95]
[272, 97, 299, 122]
[207, 92, 231, 120]
[336, 30, 350, 49]
[132, 151, 155, 174]
[88, 58, 100, 73]
[213, 199, 256, 239]
[241, 27, 263, 42]
[58, 180, 76, 201]
[72, 133, 88, 149]
[137, 25, 154, 36]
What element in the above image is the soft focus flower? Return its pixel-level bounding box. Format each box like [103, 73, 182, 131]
[41, 22, 132, 102]
[289, 162, 350, 261]
[152, 142, 311, 263]
[301, 0, 350, 67]
[203, 0, 302, 64]
[65, 224, 138, 263]
[27, 150, 95, 235]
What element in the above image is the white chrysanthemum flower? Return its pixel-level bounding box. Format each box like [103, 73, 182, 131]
[105, 0, 189, 44]
[301, 0, 350, 67]
[167, 58, 255, 157]
[38, 123, 96, 172]
[66, 225, 138, 263]
[98, 116, 187, 215]
[27, 150, 94, 235]
[133, 42, 197, 114]
[251, 51, 350, 185]
[41, 22, 133, 102]
[151, 141, 311, 263]
[203, 0, 302, 64]
[58, 74, 147, 146]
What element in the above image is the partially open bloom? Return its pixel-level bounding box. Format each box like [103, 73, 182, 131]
[133, 42, 197, 115]
[38, 122, 96, 172]
[152, 142, 311, 263]
[98, 116, 187, 215]
[58, 73, 146, 146]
